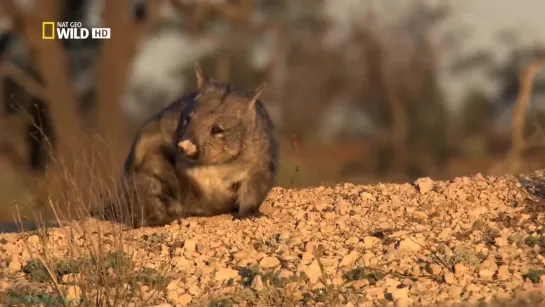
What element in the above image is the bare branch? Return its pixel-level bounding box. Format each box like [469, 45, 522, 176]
[508, 54, 545, 172]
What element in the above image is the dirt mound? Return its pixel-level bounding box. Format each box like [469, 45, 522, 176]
[2, 171, 545, 306]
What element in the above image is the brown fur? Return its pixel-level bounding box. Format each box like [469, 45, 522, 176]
[93, 66, 278, 227]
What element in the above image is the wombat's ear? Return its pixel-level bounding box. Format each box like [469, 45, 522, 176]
[247, 82, 266, 123]
[195, 63, 208, 90]
[249, 82, 266, 108]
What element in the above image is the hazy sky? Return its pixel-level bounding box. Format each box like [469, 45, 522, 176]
[434, 0, 545, 112]
[324, 0, 545, 112]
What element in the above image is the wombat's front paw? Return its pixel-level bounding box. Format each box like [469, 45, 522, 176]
[231, 213, 260, 221]
[231, 206, 261, 220]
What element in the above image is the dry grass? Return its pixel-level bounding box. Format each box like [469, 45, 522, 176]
[2, 137, 176, 306]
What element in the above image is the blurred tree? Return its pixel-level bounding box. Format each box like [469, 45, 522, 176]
[459, 89, 495, 137]
[0, 0, 163, 212]
[93, 0, 162, 165]
[3, 0, 86, 208]
[331, 2, 451, 175]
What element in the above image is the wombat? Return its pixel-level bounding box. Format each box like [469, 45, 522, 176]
[173, 66, 279, 218]
[94, 65, 278, 228]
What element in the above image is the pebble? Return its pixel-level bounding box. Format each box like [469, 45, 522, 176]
[27, 235, 40, 244]
[167, 291, 180, 305]
[183, 239, 196, 254]
[252, 275, 264, 291]
[414, 177, 434, 194]
[427, 263, 443, 275]
[214, 268, 239, 282]
[479, 269, 495, 279]
[444, 272, 456, 284]
[8, 258, 21, 273]
[260, 256, 280, 268]
[62, 285, 82, 301]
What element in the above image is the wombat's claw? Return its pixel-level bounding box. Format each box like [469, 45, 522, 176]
[231, 214, 249, 221]
[231, 211, 261, 221]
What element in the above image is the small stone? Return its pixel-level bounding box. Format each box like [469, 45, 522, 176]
[173, 256, 193, 270]
[426, 263, 442, 275]
[27, 235, 40, 244]
[454, 263, 467, 277]
[301, 252, 314, 262]
[465, 284, 481, 293]
[62, 285, 82, 301]
[443, 272, 456, 284]
[384, 277, 400, 288]
[260, 256, 280, 269]
[196, 244, 209, 254]
[233, 250, 250, 261]
[391, 287, 409, 301]
[352, 279, 369, 289]
[412, 280, 429, 293]
[340, 251, 360, 267]
[252, 275, 264, 291]
[414, 177, 434, 194]
[179, 294, 192, 306]
[183, 239, 196, 254]
[397, 238, 422, 252]
[360, 192, 375, 201]
[215, 268, 239, 282]
[8, 258, 21, 273]
[320, 258, 338, 267]
[496, 265, 510, 280]
[363, 236, 381, 249]
[394, 297, 410, 307]
[479, 269, 494, 279]
[188, 285, 200, 295]
[346, 237, 360, 245]
[166, 291, 180, 304]
[166, 280, 179, 291]
[449, 286, 463, 298]
[279, 231, 291, 240]
[495, 237, 508, 247]
[304, 260, 322, 284]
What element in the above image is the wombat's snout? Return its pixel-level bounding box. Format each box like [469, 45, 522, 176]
[178, 139, 198, 160]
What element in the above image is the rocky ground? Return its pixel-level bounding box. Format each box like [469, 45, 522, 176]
[3, 171, 545, 306]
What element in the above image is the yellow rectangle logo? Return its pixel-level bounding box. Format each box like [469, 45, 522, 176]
[42, 22, 55, 39]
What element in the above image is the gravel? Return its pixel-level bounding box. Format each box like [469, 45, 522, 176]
[2, 171, 545, 306]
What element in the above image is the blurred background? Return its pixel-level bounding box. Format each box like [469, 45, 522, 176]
[0, 0, 545, 221]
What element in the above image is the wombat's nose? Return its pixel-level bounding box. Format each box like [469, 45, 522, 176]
[178, 139, 198, 159]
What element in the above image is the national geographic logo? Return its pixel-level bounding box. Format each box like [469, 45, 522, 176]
[42, 22, 110, 40]
[41, 22, 55, 39]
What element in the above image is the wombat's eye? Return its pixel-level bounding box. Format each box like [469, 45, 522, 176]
[210, 125, 224, 136]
